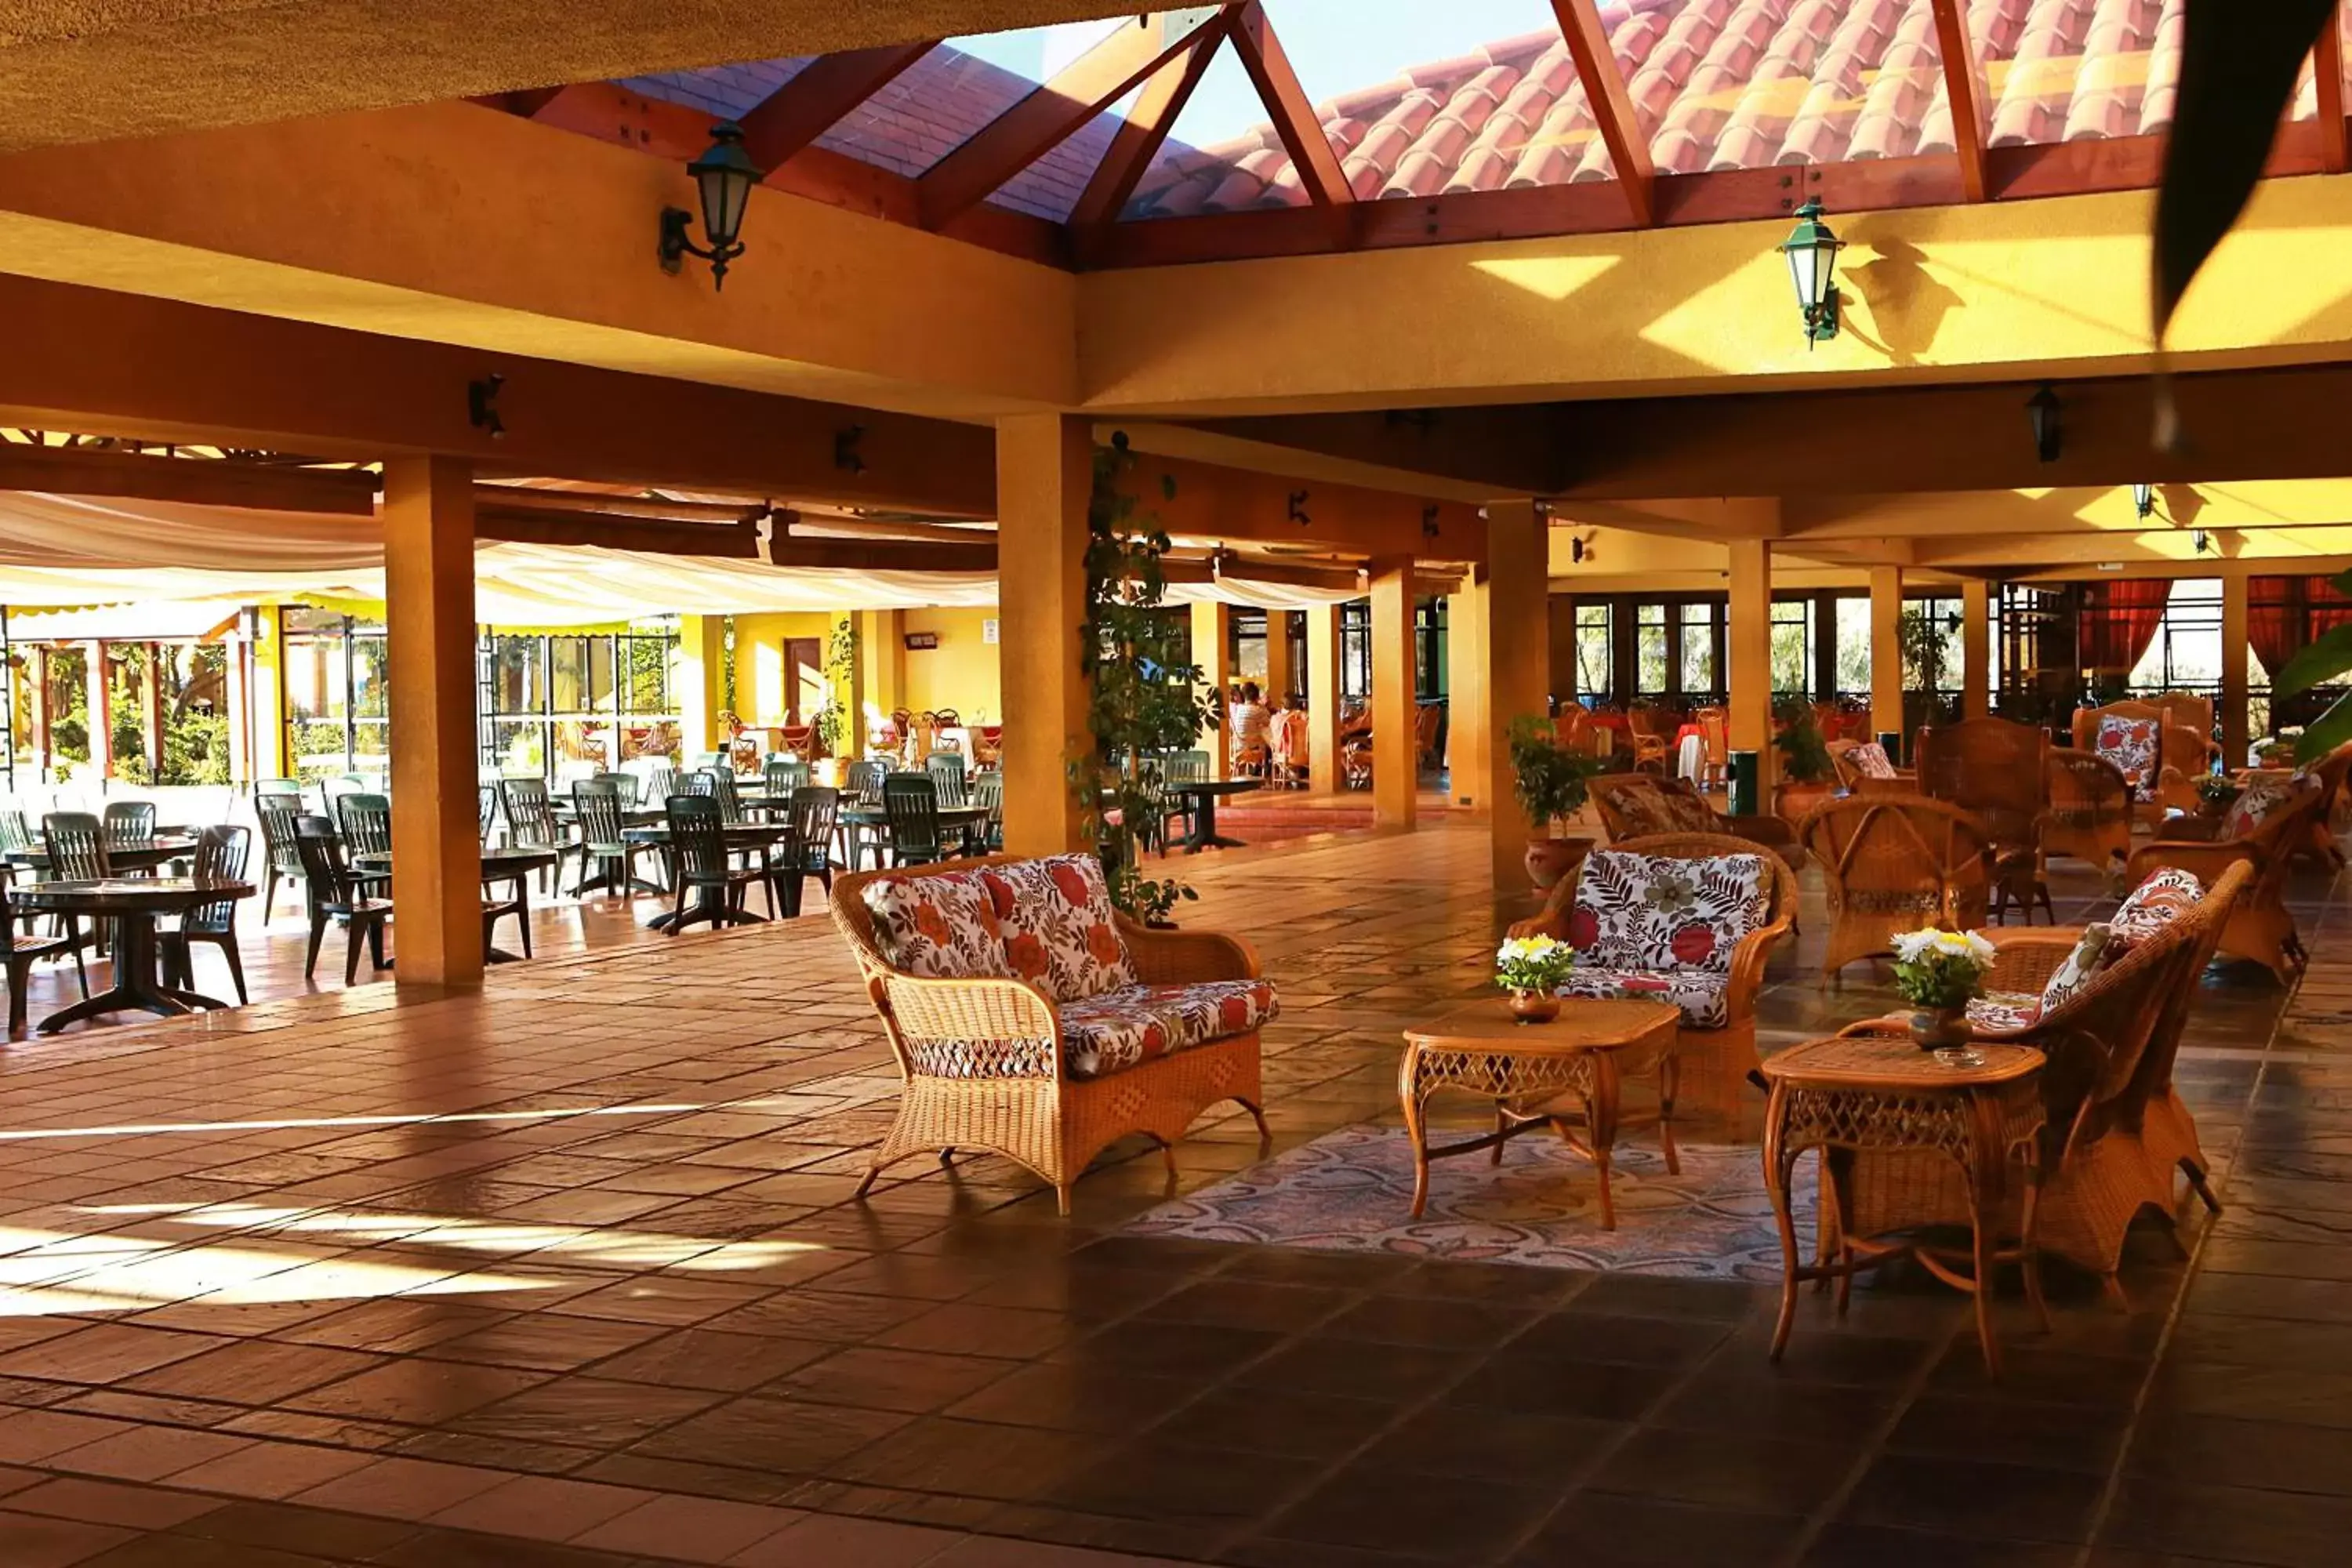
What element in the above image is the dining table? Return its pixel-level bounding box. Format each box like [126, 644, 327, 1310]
[1169, 778, 1260, 852]
[835, 801, 994, 863]
[5, 834, 202, 877]
[622, 821, 800, 930]
[8, 876, 254, 1032]
[354, 845, 562, 963]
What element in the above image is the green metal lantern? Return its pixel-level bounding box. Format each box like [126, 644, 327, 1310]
[659, 120, 764, 291]
[1778, 198, 1845, 346]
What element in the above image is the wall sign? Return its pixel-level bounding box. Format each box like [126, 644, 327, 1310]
[982, 618, 1000, 644]
[903, 631, 940, 651]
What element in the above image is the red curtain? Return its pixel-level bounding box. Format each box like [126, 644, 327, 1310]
[2082, 579, 2172, 673]
[2310, 575, 2352, 641]
[2249, 578, 2295, 679]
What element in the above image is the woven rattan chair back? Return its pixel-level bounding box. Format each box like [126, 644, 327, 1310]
[786, 787, 839, 873]
[666, 793, 730, 883]
[882, 773, 944, 865]
[572, 779, 629, 854]
[186, 825, 250, 934]
[925, 751, 969, 807]
[102, 800, 158, 848]
[2111, 859, 2250, 1119]
[2043, 750, 2133, 867]
[42, 813, 107, 880]
[1798, 795, 1996, 982]
[499, 779, 561, 849]
[336, 794, 393, 862]
[1915, 717, 2049, 853]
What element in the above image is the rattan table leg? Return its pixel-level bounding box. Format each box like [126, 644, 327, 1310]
[1764, 1082, 1803, 1362]
[1400, 1047, 1434, 1220]
[1584, 1055, 1622, 1231]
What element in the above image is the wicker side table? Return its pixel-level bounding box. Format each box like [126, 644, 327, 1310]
[1761, 1031, 2049, 1377]
[1399, 997, 1680, 1229]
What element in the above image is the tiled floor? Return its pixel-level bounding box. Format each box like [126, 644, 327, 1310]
[0, 818, 2341, 1566]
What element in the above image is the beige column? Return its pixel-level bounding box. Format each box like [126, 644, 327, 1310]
[1370, 557, 1417, 829]
[1446, 582, 1488, 811]
[1307, 605, 1342, 794]
[2223, 570, 2251, 767]
[382, 455, 485, 989]
[1190, 601, 1232, 779]
[142, 643, 167, 780]
[677, 615, 726, 758]
[1729, 541, 1773, 794]
[249, 606, 290, 779]
[1482, 503, 1551, 890]
[83, 641, 111, 780]
[996, 415, 1091, 857]
[29, 648, 50, 777]
[1961, 578, 1993, 720]
[1263, 610, 1295, 707]
[1870, 564, 1906, 748]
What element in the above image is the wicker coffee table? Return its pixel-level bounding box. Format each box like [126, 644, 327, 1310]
[1399, 996, 1680, 1229]
[1761, 1031, 2048, 1377]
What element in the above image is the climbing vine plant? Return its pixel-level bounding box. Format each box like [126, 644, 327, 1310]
[1077, 433, 1221, 924]
[811, 614, 856, 757]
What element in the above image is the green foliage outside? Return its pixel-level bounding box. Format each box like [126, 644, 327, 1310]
[812, 615, 855, 757]
[1077, 434, 1219, 924]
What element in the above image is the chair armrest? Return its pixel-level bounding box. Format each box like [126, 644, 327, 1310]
[1982, 929, 2079, 993]
[877, 973, 1062, 1079]
[1120, 919, 1259, 983]
[2126, 839, 2263, 887]
[1717, 812, 1796, 849]
[1852, 776, 1917, 798]
[2151, 817, 2224, 844]
[1725, 914, 1793, 1017]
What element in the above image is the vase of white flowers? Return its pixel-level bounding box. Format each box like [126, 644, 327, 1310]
[1494, 935, 1575, 1024]
[1889, 927, 1997, 1060]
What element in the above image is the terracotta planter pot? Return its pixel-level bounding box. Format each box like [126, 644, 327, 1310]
[1524, 834, 1596, 891]
[1773, 781, 1838, 822]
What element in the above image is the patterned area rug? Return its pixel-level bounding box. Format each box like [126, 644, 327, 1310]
[1128, 1124, 1818, 1282]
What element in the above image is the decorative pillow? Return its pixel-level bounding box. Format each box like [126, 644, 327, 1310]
[1058, 978, 1278, 1079]
[1653, 785, 1722, 834]
[1849, 742, 1898, 780]
[2096, 716, 2161, 799]
[2038, 923, 2117, 1016]
[1560, 967, 1730, 1029]
[2111, 866, 2202, 943]
[977, 854, 1136, 1004]
[862, 872, 1011, 979]
[1966, 992, 2043, 1034]
[1567, 850, 1769, 977]
[1605, 781, 1686, 840]
[2221, 773, 2314, 839]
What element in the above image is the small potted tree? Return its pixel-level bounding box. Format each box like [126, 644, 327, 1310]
[1508, 715, 1603, 890]
[1772, 702, 1838, 822]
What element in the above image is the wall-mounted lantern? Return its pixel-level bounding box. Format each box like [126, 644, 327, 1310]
[1777, 198, 1844, 346]
[2027, 384, 2062, 463]
[659, 121, 762, 290]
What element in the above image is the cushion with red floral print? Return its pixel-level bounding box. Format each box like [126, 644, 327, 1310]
[1058, 978, 1279, 1080]
[2038, 923, 2119, 1016]
[2220, 772, 2318, 839]
[976, 854, 1136, 1004]
[862, 872, 1011, 980]
[1559, 967, 1729, 1029]
[2096, 716, 2161, 799]
[1849, 742, 1898, 780]
[1965, 991, 2043, 1034]
[2111, 866, 2203, 944]
[1567, 849, 1769, 977]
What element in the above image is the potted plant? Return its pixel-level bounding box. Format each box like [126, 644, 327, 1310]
[1507, 714, 1602, 890]
[2196, 774, 2244, 818]
[1889, 927, 1996, 1062]
[1494, 933, 1574, 1025]
[1772, 703, 1838, 821]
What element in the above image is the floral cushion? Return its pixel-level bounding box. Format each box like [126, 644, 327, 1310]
[2221, 773, 2317, 839]
[862, 872, 1011, 979]
[1566, 850, 1769, 976]
[2039, 923, 2118, 1014]
[1604, 781, 1689, 839]
[2096, 716, 2161, 800]
[977, 855, 1136, 1004]
[1849, 742, 1898, 780]
[2112, 866, 2203, 943]
[1559, 967, 1729, 1029]
[1965, 992, 2044, 1034]
[1059, 978, 1279, 1080]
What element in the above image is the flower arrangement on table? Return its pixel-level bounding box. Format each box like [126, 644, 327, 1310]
[1494, 935, 1575, 1024]
[1890, 927, 1997, 1059]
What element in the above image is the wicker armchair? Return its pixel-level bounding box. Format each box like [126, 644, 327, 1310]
[1826, 737, 1913, 797]
[833, 855, 1271, 1214]
[2127, 772, 2327, 982]
[2042, 750, 2134, 873]
[1508, 832, 1796, 1127]
[2148, 722, 2216, 817]
[1834, 861, 2249, 1298]
[1588, 772, 1805, 871]
[1626, 706, 1674, 774]
[1918, 717, 2049, 855]
[1798, 795, 1996, 985]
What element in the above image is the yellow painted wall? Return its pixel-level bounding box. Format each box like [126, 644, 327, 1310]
[731, 612, 837, 726]
[899, 606, 1004, 721]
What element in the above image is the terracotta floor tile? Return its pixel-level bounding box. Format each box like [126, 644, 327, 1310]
[4, 1476, 224, 1530]
[279, 1359, 550, 1425]
[42, 1425, 256, 1483]
[726, 1512, 965, 1567]
[122, 1340, 387, 1405]
[424, 1473, 658, 1538]
[568, 1493, 808, 1561]
[165, 1439, 378, 1500]
[0, 1509, 136, 1568]
[285, 1455, 513, 1519]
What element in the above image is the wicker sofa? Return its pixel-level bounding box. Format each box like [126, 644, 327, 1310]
[1508, 832, 1796, 1127]
[833, 852, 1272, 1213]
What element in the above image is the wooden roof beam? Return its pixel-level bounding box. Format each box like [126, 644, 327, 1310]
[2319, 3, 2349, 174]
[1928, 0, 1989, 201]
[0, 441, 378, 514]
[917, 13, 1219, 229]
[1550, 0, 1656, 227]
[1070, 13, 1228, 236]
[1229, 1, 1353, 210]
[735, 42, 938, 172]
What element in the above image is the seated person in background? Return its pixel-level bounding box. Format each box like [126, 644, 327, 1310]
[1229, 681, 1272, 773]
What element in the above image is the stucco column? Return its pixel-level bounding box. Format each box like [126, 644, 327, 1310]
[1870, 564, 1906, 750]
[1307, 605, 1342, 794]
[2223, 571, 2251, 767]
[1729, 541, 1773, 794]
[996, 415, 1091, 857]
[1190, 601, 1232, 779]
[1962, 578, 1993, 720]
[1370, 557, 1417, 829]
[249, 606, 290, 779]
[1482, 502, 1550, 890]
[1263, 609, 1295, 707]
[1446, 581, 1487, 812]
[83, 641, 111, 781]
[383, 455, 485, 988]
[677, 615, 726, 759]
